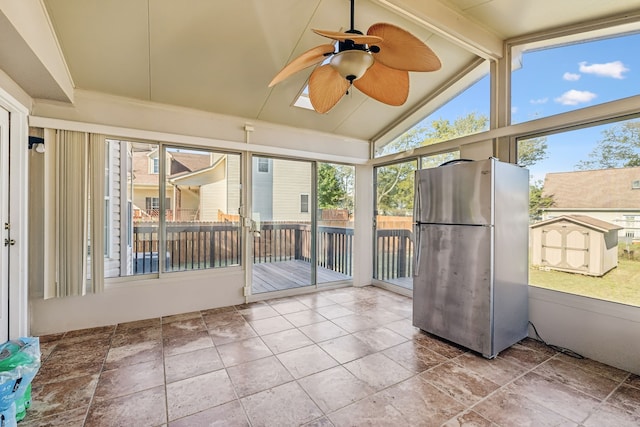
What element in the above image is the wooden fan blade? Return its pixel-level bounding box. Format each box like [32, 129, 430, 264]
[269, 44, 335, 87]
[353, 61, 409, 106]
[312, 29, 383, 45]
[367, 23, 441, 72]
[308, 64, 349, 113]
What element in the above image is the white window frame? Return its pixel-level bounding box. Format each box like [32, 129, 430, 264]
[104, 140, 113, 257]
[300, 193, 309, 213]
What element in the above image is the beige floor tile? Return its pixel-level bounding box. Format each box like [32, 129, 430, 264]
[533, 357, 620, 399]
[318, 334, 376, 364]
[169, 400, 250, 426]
[474, 388, 578, 426]
[379, 376, 466, 426]
[166, 369, 236, 421]
[94, 359, 165, 401]
[226, 355, 294, 397]
[217, 336, 273, 367]
[25, 286, 635, 427]
[277, 344, 338, 379]
[506, 372, 601, 423]
[85, 385, 167, 427]
[420, 361, 501, 406]
[283, 309, 327, 327]
[261, 328, 314, 354]
[241, 381, 323, 427]
[328, 393, 407, 426]
[343, 352, 412, 390]
[298, 366, 374, 412]
[248, 316, 295, 335]
[298, 320, 349, 343]
[165, 346, 224, 383]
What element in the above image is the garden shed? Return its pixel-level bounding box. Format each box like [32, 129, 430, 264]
[530, 215, 622, 277]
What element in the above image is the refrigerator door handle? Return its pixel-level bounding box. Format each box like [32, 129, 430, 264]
[414, 176, 421, 224]
[413, 224, 421, 277]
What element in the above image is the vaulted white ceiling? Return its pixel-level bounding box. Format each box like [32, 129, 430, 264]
[5, 0, 640, 142]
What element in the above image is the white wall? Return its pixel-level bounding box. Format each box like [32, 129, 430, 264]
[529, 286, 640, 375]
[30, 268, 245, 335]
[31, 90, 370, 164]
[353, 164, 374, 288]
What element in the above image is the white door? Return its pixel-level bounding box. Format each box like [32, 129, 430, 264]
[0, 107, 9, 342]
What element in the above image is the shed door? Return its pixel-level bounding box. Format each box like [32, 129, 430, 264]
[541, 225, 589, 272]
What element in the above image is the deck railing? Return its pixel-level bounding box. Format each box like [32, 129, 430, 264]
[374, 229, 414, 281]
[132, 221, 356, 277]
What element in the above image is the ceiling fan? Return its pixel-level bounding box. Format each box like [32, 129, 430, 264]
[268, 0, 441, 113]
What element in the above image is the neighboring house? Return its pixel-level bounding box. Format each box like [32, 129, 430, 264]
[133, 150, 215, 221]
[130, 149, 310, 223]
[541, 167, 640, 240]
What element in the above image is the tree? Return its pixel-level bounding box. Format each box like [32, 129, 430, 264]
[575, 120, 640, 170]
[376, 112, 489, 214]
[375, 112, 550, 215]
[529, 180, 554, 221]
[317, 163, 355, 215]
[518, 136, 548, 167]
[375, 162, 416, 215]
[424, 112, 489, 144]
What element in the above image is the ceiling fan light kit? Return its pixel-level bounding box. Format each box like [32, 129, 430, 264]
[269, 0, 441, 113]
[329, 50, 374, 82]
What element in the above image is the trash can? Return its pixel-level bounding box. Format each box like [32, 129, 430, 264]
[0, 337, 41, 426]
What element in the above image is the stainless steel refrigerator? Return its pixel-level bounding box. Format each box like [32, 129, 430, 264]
[412, 158, 529, 358]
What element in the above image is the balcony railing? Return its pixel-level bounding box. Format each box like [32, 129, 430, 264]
[132, 221, 358, 277]
[374, 229, 414, 282]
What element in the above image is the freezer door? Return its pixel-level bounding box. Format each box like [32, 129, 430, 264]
[413, 224, 493, 356]
[415, 158, 493, 225]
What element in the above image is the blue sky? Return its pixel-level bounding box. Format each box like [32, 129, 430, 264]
[421, 31, 640, 181]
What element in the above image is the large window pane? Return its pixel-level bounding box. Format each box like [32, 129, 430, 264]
[519, 117, 640, 307]
[105, 142, 241, 278]
[512, 31, 640, 124]
[317, 163, 354, 284]
[375, 74, 489, 157]
[374, 160, 417, 289]
[105, 140, 159, 277]
[163, 147, 241, 272]
[421, 151, 460, 169]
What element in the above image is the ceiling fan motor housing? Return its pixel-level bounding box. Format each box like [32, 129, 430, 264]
[333, 29, 374, 82]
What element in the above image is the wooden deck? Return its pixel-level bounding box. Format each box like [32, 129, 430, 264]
[252, 260, 351, 294]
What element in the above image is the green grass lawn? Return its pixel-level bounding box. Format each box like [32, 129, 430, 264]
[530, 247, 640, 307]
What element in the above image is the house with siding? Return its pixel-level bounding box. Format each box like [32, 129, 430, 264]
[131, 150, 309, 223]
[541, 167, 640, 240]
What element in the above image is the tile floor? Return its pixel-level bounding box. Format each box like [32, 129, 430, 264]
[23, 286, 640, 426]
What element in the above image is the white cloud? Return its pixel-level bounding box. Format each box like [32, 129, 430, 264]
[554, 90, 597, 105]
[578, 61, 629, 79]
[563, 72, 581, 81]
[511, 106, 518, 114]
[530, 97, 548, 105]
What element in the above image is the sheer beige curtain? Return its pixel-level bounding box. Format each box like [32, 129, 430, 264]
[49, 130, 105, 298]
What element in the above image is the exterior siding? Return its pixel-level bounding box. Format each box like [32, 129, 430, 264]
[227, 155, 240, 217]
[104, 140, 121, 277]
[272, 158, 311, 222]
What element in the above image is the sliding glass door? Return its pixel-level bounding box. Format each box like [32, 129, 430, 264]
[316, 163, 354, 285]
[373, 160, 417, 290]
[251, 156, 314, 294]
